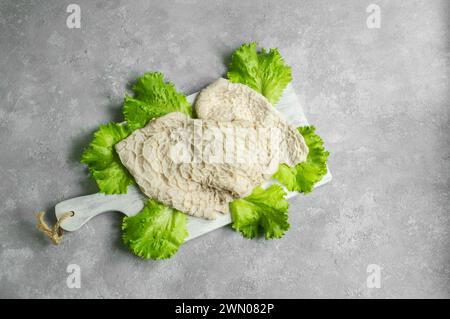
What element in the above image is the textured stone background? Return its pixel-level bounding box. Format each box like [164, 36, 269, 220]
[0, 0, 449, 298]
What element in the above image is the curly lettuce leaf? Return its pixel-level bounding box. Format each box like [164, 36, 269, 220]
[81, 123, 135, 194]
[122, 199, 188, 260]
[123, 72, 192, 130]
[274, 126, 329, 193]
[227, 42, 292, 105]
[230, 184, 290, 240]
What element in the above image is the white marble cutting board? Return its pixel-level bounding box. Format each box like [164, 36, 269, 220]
[55, 83, 332, 241]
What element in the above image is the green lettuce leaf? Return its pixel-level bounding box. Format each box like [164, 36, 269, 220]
[227, 42, 292, 105]
[230, 184, 290, 239]
[122, 199, 188, 260]
[81, 123, 135, 194]
[274, 126, 329, 193]
[123, 72, 192, 130]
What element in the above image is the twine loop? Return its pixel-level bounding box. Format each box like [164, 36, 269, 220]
[36, 211, 74, 245]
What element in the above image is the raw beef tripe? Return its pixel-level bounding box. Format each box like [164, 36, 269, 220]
[195, 78, 308, 165]
[115, 79, 309, 219]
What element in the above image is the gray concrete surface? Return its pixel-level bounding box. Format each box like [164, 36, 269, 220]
[0, 0, 449, 298]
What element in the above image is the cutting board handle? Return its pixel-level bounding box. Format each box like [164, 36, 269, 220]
[55, 186, 146, 231]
